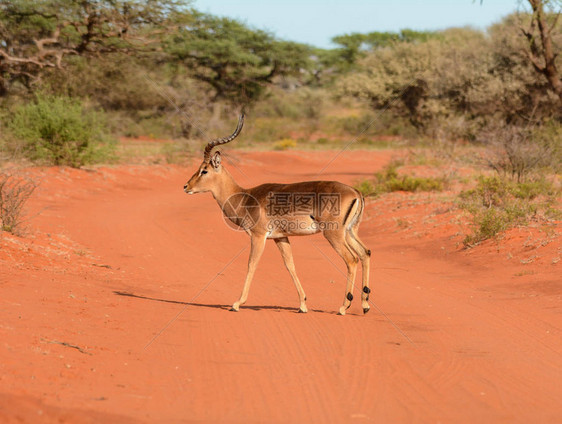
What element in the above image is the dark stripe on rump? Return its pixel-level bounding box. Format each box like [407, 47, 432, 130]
[342, 198, 358, 228]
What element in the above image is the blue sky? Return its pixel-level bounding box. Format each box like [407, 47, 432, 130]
[193, 0, 523, 48]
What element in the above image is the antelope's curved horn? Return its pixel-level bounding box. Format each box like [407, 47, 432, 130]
[203, 112, 245, 162]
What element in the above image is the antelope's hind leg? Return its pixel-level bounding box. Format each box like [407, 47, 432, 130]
[346, 229, 371, 314]
[231, 234, 267, 312]
[323, 230, 359, 316]
[274, 237, 308, 313]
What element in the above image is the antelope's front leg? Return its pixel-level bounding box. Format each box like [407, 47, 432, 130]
[274, 237, 308, 313]
[231, 234, 267, 312]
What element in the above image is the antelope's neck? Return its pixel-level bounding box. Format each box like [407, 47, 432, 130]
[211, 167, 244, 207]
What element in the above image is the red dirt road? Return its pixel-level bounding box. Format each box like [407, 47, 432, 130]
[1, 150, 561, 423]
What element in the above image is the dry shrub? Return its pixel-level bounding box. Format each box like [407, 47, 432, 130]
[480, 122, 561, 182]
[0, 174, 37, 235]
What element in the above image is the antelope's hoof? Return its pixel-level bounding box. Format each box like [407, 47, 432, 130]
[363, 307, 370, 314]
[230, 303, 240, 312]
[337, 307, 346, 316]
[298, 306, 308, 313]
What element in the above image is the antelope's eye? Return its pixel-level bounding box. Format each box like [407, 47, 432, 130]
[201, 170, 208, 175]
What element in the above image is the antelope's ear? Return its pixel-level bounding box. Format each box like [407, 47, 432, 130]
[210, 151, 222, 170]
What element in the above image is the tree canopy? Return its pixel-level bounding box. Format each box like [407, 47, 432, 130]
[0, 0, 190, 94]
[165, 12, 312, 104]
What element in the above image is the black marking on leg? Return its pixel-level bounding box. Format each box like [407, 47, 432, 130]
[310, 215, 316, 221]
[304, 296, 307, 301]
[366, 249, 371, 256]
[346, 292, 353, 301]
[363, 286, 371, 294]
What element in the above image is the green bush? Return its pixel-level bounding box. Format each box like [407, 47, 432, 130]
[354, 179, 375, 196]
[375, 162, 446, 194]
[459, 175, 509, 207]
[511, 179, 556, 200]
[8, 95, 114, 167]
[355, 161, 447, 197]
[460, 175, 555, 205]
[459, 175, 559, 246]
[462, 207, 510, 246]
[384, 174, 445, 192]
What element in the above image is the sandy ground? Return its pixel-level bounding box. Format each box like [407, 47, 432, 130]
[0, 150, 560, 423]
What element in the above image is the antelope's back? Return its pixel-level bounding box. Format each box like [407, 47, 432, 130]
[249, 180, 361, 226]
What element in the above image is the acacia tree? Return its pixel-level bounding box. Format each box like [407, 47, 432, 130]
[0, 0, 190, 95]
[166, 13, 312, 106]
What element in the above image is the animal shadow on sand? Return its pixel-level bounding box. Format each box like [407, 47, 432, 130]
[113, 291, 338, 315]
